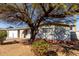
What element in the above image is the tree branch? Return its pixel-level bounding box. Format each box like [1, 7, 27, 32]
[30, 6, 36, 19]
[40, 3, 47, 13]
[14, 3, 33, 27]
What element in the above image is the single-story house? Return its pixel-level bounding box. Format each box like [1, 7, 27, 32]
[0, 23, 75, 41]
[1, 27, 31, 40]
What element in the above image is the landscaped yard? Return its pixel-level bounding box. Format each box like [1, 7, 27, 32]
[31, 39, 79, 56]
[0, 42, 35, 56]
[0, 39, 79, 56]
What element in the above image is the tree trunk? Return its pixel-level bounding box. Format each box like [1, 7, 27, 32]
[29, 28, 38, 43]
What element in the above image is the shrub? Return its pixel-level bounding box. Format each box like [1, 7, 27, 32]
[0, 30, 7, 44]
[32, 39, 50, 56]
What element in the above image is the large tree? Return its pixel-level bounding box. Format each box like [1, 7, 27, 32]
[0, 3, 79, 43]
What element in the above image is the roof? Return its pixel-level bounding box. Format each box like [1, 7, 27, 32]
[0, 23, 72, 30]
[0, 27, 30, 30]
[40, 22, 71, 27]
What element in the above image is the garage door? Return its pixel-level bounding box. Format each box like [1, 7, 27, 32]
[8, 30, 18, 38]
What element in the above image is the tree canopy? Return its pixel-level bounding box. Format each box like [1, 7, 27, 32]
[0, 3, 78, 42]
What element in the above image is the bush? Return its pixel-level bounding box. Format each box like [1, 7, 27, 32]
[32, 39, 50, 56]
[0, 31, 7, 44]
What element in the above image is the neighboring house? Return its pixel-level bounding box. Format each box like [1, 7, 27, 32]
[0, 23, 75, 41]
[6, 28, 31, 40]
[0, 27, 31, 40]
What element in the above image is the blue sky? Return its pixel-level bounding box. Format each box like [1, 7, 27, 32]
[0, 20, 10, 28]
[76, 15, 79, 31]
[0, 16, 79, 31]
[0, 20, 27, 28]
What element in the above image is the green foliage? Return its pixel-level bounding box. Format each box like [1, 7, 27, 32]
[0, 30, 7, 43]
[71, 4, 78, 10]
[32, 39, 50, 56]
[0, 31, 7, 38]
[0, 4, 17, 13]
[59, 4, 67, 9]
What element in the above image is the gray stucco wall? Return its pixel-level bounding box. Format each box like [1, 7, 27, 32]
[36, 25, 70, 41]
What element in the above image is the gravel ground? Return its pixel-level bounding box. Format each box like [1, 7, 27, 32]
[0, 43, 35, 56]
[0, 39, 79, 56]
